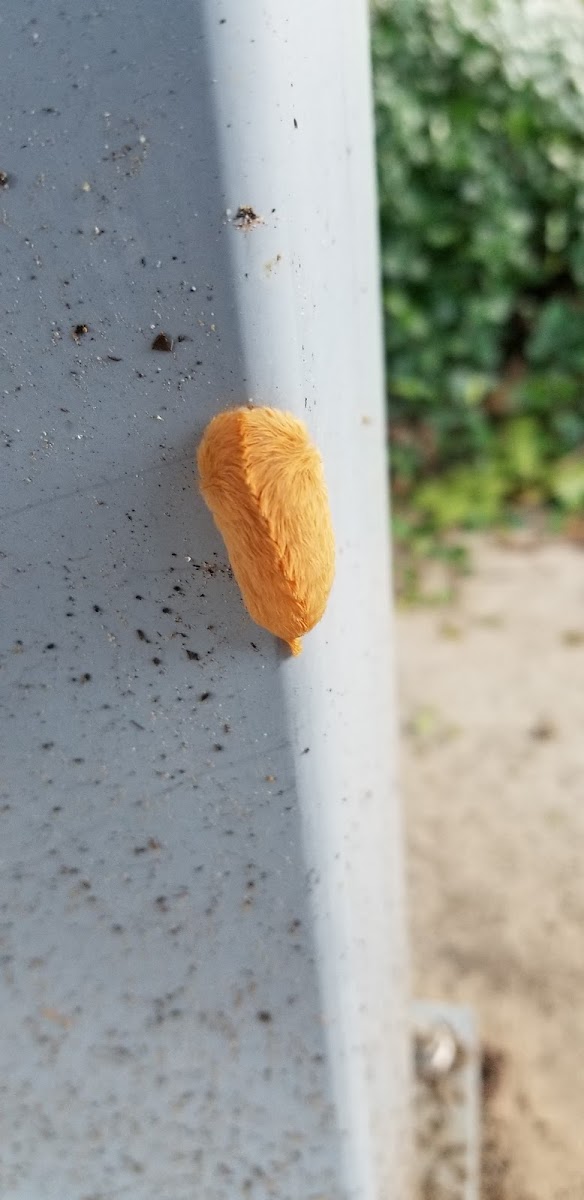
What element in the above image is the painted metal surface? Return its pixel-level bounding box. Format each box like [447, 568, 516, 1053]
[0, 2, 409, 1197]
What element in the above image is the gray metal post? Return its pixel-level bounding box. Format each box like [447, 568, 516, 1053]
[0, 2, 409, 1198]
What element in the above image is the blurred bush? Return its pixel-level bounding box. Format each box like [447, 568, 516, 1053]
[373, 0, 584, 553]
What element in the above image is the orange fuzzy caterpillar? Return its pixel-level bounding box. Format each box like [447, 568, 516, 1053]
[197, 407, 335, 655]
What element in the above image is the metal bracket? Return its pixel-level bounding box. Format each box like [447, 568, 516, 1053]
[413, 1002, 480, 1200]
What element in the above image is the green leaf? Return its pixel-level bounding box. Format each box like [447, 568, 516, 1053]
[390, 376, 435, 402]
[511, 371, 580, 413]
[550, 458, 584, 510]
[498, 416, 544, 483]
[527, 300, 584, 369]
[448, 369, 496, 407]
[544, 211, 569, 253]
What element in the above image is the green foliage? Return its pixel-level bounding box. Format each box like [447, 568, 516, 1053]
[373, 0, 584, 540]
[550, 456, 584, 510]
[415, 464, 507, 529]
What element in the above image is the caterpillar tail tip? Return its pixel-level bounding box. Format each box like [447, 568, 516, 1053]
[288, 637, 303, 657]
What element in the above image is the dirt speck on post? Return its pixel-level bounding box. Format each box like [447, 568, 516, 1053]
[151, 332, 173, 352]
[233, 205, 264, 230]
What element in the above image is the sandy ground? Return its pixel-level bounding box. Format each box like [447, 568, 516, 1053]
[397, 536, 584, 1200]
